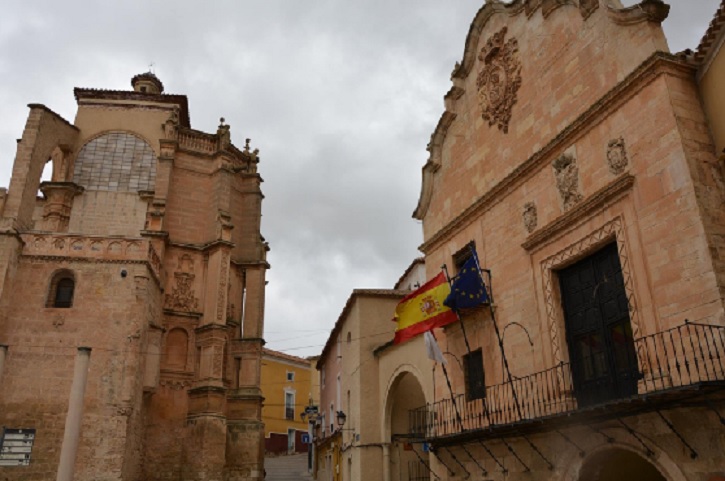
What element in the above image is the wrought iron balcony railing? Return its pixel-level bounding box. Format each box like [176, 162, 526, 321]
[409, 321, 725, 440]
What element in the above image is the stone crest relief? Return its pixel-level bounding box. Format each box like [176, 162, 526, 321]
[607, 137, 628, 175]
[552, 152, 583, 211]
[476, 26, 522, 134]
[165, 255, 199, 312]
[523, 202, 538, 234]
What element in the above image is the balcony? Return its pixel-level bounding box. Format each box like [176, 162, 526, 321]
[409, 321, 725, 445]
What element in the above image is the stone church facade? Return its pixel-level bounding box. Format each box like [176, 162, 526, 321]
[0, 73, 268, 480]
[404, 1, 725, 481]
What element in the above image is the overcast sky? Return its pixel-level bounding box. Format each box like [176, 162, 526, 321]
[0, 1, 719, 357]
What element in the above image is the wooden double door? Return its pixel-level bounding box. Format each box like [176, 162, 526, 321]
[559, 243, 639, 407]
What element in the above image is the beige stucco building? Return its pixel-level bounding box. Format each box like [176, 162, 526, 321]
[315, 1, 725, 481]
[0, 73, 268, 480]
[404, 1, 725, 481]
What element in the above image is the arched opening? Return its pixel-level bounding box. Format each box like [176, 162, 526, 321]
[46, 270, 76, 308]
[579, 448, 667, 481]
[385, 370, 427, 481]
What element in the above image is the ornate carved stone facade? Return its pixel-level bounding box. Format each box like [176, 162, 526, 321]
[0, 73, 268, 481]
[476, 27, 522, 133]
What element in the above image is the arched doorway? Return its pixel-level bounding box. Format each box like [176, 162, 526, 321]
[579, 448, 667, 481]
[385, 370, 428, 481]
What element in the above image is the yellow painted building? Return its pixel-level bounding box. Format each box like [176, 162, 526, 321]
[261, 348, 313, 454]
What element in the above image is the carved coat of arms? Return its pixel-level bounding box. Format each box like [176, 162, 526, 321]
[476, 27, 522, 134]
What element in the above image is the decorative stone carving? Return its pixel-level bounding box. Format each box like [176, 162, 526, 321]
[476, 26, 522, 134]
[607, 137, 628, 175]
[53, 314, 65, 327]
[579, 0, 599, 18]
[541, 218, 644, 375]
[163, 109, 179, 140]
[523, 202, 538, 233]
[552, 153, 583, 211]
[165, 255, 199, 312]
[159, 379, 192, 390]
[217, 252, 230, 321]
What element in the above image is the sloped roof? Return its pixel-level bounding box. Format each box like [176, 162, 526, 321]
[263, 347, 311, 367]
[316, 289, 408, 369]
[73, 88, 191, 127]
[694, 0, 725, 64]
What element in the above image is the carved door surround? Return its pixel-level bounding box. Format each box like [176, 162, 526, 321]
[539, 217, 645, 376]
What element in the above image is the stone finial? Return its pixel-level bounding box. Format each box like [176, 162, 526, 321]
[217, 117, 231, 148]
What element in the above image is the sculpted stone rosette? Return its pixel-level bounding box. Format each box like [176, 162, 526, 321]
[476, 26, 522, 134]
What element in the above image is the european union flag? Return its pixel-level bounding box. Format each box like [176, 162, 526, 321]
[444, 256, 489, 310]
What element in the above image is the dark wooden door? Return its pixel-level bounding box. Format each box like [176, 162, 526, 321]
[559, 243, 639, 407]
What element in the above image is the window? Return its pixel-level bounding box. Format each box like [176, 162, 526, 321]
[286, 371, 294, 382]
[47, 270, 76, 308]
[453, 241, 476, 272]
[285, 391, 295, 420]
[463, 349, 486, 401]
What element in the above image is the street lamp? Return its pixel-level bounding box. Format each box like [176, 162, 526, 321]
[336, 410, 347, 428]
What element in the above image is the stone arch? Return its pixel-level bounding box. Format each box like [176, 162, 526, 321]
[73, 131, 157, 192]
[46, 269, 76, 308]
[165, 328, 189, 370]
[383, 365, 429, 481]
[561, 441, 687, 481]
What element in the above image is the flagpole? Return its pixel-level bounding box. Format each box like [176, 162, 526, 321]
[430, 330, 465, 432]
[470, 248, 554, 471]
[441, 264, 474, 356]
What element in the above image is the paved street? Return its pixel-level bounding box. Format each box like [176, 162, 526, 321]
[265, 453, 312, 481]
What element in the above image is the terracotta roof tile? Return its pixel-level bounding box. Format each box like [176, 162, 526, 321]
[693, 0, 725, 64]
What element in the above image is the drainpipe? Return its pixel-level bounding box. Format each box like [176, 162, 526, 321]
[56, 347, 91, 481]
[0, 344, 7, 385]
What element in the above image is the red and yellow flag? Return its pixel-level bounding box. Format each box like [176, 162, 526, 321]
[393, 272, 458, 344]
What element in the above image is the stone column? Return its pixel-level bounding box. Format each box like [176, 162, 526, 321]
[56, 347, 91, 481]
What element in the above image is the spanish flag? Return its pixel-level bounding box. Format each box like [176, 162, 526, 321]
[393, 272, 458, 344]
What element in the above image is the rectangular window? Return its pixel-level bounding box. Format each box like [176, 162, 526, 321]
[463, 349, 486, 401]
[285, 392, 295, 420]
[287, 371, 294, 382]
[453, 241, 476, 272]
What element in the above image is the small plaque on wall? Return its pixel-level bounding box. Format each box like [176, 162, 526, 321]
[0, 428, 36, 466]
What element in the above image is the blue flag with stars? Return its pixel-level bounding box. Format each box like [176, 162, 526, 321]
[444, 255, 489, 310]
